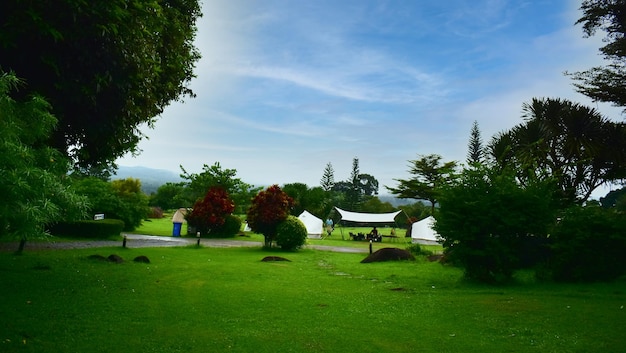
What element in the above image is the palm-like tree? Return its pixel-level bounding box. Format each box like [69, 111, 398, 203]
[488, 97, 626, 204]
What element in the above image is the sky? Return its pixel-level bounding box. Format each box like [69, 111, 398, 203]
[116, 0, 624, 198]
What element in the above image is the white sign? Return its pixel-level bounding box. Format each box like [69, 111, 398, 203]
[93, 214, 105, 220]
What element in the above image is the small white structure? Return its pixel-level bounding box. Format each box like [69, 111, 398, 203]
[298, 210, 324, 238]
[411, 216, 440, 245]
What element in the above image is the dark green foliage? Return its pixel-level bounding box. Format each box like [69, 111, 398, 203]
[150, 182, 188, 209]
[568, 0, 626, 110]
[208, 214, 242, 238]
[488, 98, 626, 204]
[0, 0, 202, 174]
[72, 177, 148, 231]
[282, 183, 329, 217]
[275, 216, 308, 251]
[320, 162, 335, 191]
[48, 219, 124, 238]
[0, 72, 88, 250]
[405, 243, 433, 257]
[435, 166, 558, 283]
[387, 154, 458, 214]
[180, 162, 260, 214]
[246, 185, 294, 247]
[600, 187, 626, 211]
[332, 157, 379, 211]
[466, 120, 484, 166]
[541, 205, 626, 282]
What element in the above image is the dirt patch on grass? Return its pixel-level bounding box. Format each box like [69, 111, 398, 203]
[361, 248, 415, 263]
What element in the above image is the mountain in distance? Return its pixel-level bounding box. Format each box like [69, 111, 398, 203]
[113, 166, 182, 194]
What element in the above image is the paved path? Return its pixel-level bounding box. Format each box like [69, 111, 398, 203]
[0, 234, 369, 253]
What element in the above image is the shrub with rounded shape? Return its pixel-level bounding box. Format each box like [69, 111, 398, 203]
[246, 185, 294, 247]
[209, 214, 242, 238]
[275, 215, 307, 250]
[186, 187, 235, 235]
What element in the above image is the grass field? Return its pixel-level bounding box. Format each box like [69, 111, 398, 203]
[1, 216, 624, 352]
[130, 214, 422, 252]
[1, 246, 625, 352]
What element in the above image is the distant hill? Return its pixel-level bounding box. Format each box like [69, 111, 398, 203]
[112, 166, 182, 194]
[378, 195, 425, 207]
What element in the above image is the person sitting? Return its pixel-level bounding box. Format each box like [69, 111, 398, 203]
[368, 227, 381, 242]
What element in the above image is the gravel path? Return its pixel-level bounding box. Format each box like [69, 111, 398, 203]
[0, 234, 369, 253]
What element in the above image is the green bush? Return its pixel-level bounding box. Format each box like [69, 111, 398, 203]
[275, 215, 307, 251]
[540, 205, 626, 282]
[208, 214, 242, 238]
[405, 243, 433, 257]
[435, 166, 558, 283]
[48, 219, 125, 238]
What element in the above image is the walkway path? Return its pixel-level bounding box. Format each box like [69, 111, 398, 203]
[0, 234, 369, 253]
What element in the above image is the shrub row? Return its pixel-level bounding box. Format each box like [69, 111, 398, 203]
[48, 219, 125, 238]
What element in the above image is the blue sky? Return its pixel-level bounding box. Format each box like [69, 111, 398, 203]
[117, 0, 622, 198]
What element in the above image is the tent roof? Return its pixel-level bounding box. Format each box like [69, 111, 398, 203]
[411, 216, 439, 244]
[335, 207, 401, 223]
[298, 210, 323, 237]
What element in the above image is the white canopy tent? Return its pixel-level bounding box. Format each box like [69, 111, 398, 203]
[298, 210, 324, 239]
[411, 216, 440, 245]
[334, 207, 402, 223]
[333, 207, 403, 240]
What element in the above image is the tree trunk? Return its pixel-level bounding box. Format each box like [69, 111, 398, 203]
[16, 238, 26, 255]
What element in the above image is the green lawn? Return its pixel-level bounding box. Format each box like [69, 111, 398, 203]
[1, 246, 625, 352]
[130, 215, 425, 252]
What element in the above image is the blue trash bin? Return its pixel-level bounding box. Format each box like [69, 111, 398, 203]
[172, 222, 182, 237]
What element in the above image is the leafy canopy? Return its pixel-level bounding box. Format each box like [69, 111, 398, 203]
[488, 97, 626, 205]
[246, 185, 294, 248]
[0, 0, 202, 174]
[0, 72, 88, 251]
[386, 154, 458, 213]
[568, 0, 626, 110]
[186, 187, 235, 235]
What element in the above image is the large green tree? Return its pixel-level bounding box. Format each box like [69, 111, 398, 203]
[180, 162, 260, 213]
[0, 72, 88, 253]
[332, 157, 379, 210]
[387, 154, 458, 213]
[488, 97, 626, 205]
[0, 0, 201, 174]
[568, 0, 626, 110]
[435, 165, 559, 283]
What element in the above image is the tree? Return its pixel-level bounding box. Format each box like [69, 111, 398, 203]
[149, 182, 188, 210]
[186, 187, 235, 236]
[466, 120, 485, 166]
[434, 165, 559, 283]
[0, 72, 88, 253]
[360, 197, 396, 213]
[386, 154, 458, 214]
[346, 157, 362, 209]
[488, 97, 626, 205]
[0, 0, 202, 174]
[110, 178, 150, 231]
[246, 185, 294, 248]
[568, 0, 626, 110]
[72, 177, 148, 231]
[332, 157, 379, 210]
[320, 162, 335, 191]
[180, 162, 260, 213]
